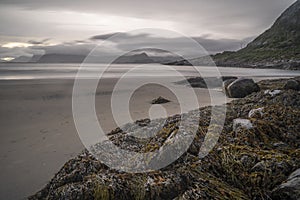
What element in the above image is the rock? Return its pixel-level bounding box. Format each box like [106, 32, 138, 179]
[248, 107, 264, 118]
[240, 155, 253, 168]
[151, 96, 170, 104]
[271, 168, 300, 200]
[135, 118, 151, 127]
[186, 77, 207, 88]
[233, 118, 253, 131]
[264, 89, 281, 97]
[222, 79, 236, 97]
[251, 161, 267, 172]
[220, 76, 238, 81]
[30, 77, 300, 200]
[284, 79, 300, 91]
[177, 76, 238, 89]
[226, 78, 260, 98]
[273, 142, 287, 148]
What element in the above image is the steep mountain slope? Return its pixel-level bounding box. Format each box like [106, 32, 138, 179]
[167, 1, 300, 69]
[213, 0, 300, 69]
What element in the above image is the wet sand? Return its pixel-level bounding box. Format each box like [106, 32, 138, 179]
[0, 78, 227, 199]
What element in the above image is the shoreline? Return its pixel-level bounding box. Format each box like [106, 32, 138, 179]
[0, 77, 223, 199]
[31, 76, 300, 199]
[0, 75, 299, 199]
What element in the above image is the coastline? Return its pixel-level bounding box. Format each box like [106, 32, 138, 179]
[30, 76, 300, 199]
[0, 77, 223, 199]
[0, 75, 299, 199]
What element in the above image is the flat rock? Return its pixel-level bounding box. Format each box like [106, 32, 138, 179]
[151, 96, 170, 104]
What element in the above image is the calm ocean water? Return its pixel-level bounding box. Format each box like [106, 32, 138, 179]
[0, 63, 299, 80]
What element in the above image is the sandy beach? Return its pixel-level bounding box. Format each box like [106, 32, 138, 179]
[0, 77, 227, 199]
[0, 64, 299, 199]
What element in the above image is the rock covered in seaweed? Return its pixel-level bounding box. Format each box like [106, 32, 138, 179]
[30, 77, 300, 200]
[271, 168, 300, 200]
[284, 79, 300, 91]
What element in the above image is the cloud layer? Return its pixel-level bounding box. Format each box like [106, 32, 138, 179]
[0, 0, 296, 59]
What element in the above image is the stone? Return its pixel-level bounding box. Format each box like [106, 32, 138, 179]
[222, 79, 236, 97]
[220, 76, 238, 81]
[233, 118, 253, 131]
[135, 118, 151, 127]
[264, 89, 281, 97]
[248, 107, 264, 118]
[151, 96, 170, 104]
[284, 79, 300, 91]
[251, 161, 267, 172]
[271, 168, 300, 200]
[226, 78, 260, 98]
[240, 155, 253, 168]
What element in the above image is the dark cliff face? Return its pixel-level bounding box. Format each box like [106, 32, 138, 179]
[212, 0, 300, 68]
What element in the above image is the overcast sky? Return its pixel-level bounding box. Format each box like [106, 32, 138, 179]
[0, 0, 296, 60]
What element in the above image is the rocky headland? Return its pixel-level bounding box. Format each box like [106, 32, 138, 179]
[30, 77, 300, 200]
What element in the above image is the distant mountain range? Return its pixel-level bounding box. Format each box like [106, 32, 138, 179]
[167, 0, 300, 70]
[37, 54, 86, 63]
[9, 51, 181, 64]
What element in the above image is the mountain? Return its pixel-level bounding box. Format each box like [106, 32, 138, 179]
[213, 0, 300, 69]
[29, 54, 43, 62]
[129, 49, 183, 63]
[168, 1, 300, 69]
[113, 53, 154, 64]
[10, 48, 181, 64]
[11, 56, 32, 63]
[32, 52, 171, 64]
[37, 54, 87, 63]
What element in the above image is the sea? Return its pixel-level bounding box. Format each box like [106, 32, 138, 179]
[0, 63, 299, 80]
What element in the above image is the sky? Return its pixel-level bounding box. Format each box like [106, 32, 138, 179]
[0, 0, 296, 61]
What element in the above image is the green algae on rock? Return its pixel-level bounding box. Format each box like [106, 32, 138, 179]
[30, 77, 300, 200]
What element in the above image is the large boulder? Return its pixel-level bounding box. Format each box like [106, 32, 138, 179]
[222, 79, 237, 97]
[271, 168, 300, 200]
[284, 79, 300, 91]
[226, 78, 260, 98]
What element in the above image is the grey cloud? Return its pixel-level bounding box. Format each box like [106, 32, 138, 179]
[192, 36, 255, 54]
[90, 33, 121, 40]
[0, 0, 296, 45]
[32, 43, 96, 55]
[90, 32, 151, 42]
[27, 38, 50, 45]
[109, 33, 254, 55]
[0, 46, 44, 58]
[0, 0, 296, 37]
[74, 40, 90, 44]
[0, 32, 256, 59]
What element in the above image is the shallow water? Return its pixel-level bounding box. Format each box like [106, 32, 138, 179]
[0, 63, 299, 80]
